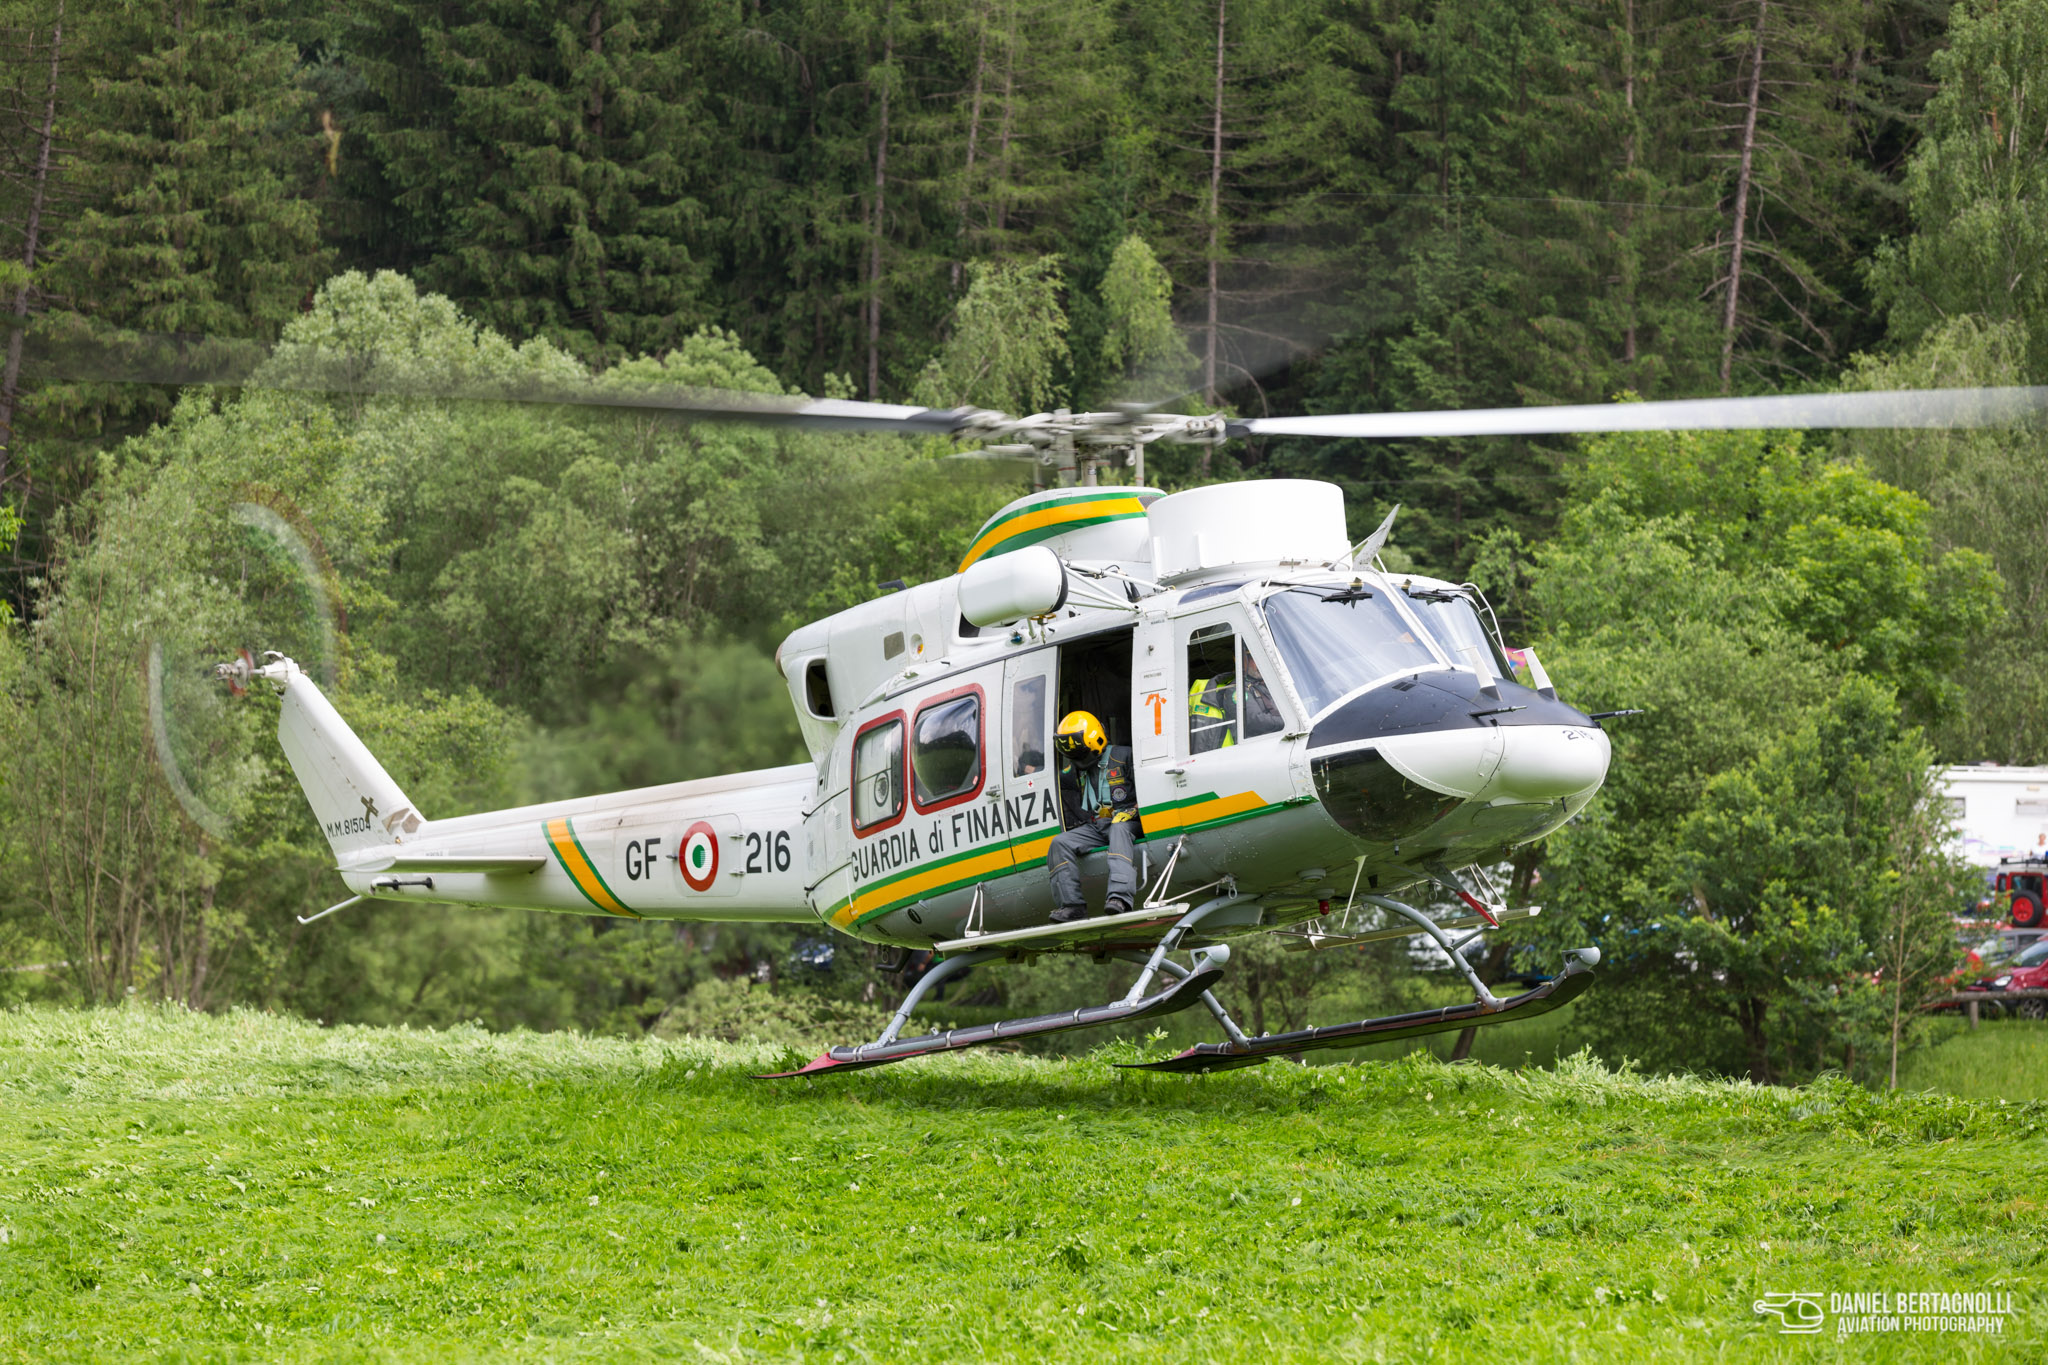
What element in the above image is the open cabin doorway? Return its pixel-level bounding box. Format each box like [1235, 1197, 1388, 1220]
[1056, 627, 1135, 752]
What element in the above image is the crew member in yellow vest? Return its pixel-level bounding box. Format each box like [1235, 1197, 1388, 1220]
[1047, 710, 1139, 924]
[1190, 654, 1282, 753]
[1189, 674, 1236, 752]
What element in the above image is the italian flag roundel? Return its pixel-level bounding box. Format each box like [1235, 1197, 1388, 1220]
[679, 821, 719, 891]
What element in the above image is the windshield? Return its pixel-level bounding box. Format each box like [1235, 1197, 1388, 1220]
[2019, 938, 2048, 968]
[1261, 585, 1441, 718]
[1407, 590, 1511, 680]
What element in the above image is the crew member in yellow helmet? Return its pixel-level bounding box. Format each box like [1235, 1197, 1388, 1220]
[1048, 709, 1140, 924]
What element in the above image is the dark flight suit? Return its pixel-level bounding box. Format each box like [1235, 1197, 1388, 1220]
[1049, 745, 1140, 918]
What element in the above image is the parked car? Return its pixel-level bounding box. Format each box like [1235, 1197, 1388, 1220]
[1956, 927, 2048, 976]
[1959, 936, 2048, 1019]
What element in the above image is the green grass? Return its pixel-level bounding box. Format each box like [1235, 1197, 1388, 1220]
[2, 1006, 2044, 1362]
[1898, 1019, 2048, 1103]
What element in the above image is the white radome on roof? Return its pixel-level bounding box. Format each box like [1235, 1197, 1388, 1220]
[1147, 479, 1351, 584]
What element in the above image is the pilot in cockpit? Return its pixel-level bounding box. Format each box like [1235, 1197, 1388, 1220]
[1189, 650, 1282, 752]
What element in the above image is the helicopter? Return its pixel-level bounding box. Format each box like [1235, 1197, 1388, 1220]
[207, 377, 2048, 1075]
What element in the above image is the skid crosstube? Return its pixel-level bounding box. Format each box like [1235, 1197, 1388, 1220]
[1121, 962, 1596, 1074]
[757, 960, 1226, 1077]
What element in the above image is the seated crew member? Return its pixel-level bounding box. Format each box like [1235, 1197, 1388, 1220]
[1190, 651, 1283, 752]
[1188, 672, 1237, 752]
[1047, 710, 1139, 925]
[1240, 651, 1283, 737]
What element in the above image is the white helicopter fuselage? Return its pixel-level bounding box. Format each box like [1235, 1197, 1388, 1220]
[265, 479, 1609, 945]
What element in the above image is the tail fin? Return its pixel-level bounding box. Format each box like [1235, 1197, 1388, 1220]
[242, 656, 424, 860]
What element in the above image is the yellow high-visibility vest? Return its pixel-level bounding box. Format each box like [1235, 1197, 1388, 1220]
[1188, 677, 1235, 748]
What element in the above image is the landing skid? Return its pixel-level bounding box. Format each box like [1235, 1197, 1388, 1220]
[758, 891, 1600, 1080]
[1120, 960, 1595, 1073]
[758, 948, 1228, 1076]
[759, 894, 1248, 1077]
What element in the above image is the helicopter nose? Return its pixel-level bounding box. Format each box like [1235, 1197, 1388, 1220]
[1484, 724, 1610, 801]
[1304, 670, 1613, 842]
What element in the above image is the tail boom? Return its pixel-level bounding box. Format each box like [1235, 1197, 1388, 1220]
[247, 656, 816, 923]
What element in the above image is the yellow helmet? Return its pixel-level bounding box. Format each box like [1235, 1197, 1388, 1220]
[1056, 710, 1107, 760]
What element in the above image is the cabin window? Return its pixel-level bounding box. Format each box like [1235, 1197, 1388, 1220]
[912, 689, 983, 810]
[883, 631, 906, 660]
[803, 658, 834, 718]
[852, 717, 905, 832]
[1011, 675, 1047, 776]
[1185, 624, 1285, 753]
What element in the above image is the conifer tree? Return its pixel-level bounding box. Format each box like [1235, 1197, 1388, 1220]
[14, 0, 328, 543]
[1872, 0, 2048, 381]
[52, 0, 327, 341]
[344, 0, 719, 364]
[0, 0, 64, 493]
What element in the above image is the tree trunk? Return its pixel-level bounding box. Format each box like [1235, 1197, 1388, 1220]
[952, 9, 988, 291]
[1720, 0, 1767, 394]
[0, 0, 65, 491]
[587, 3, 604, 139]
[991, 2, 1016, 237]
[866, 3, 895, 399]
[1200, 0, 1227, 474]
[587, 1, 608, 352]
[1449, 1026, 1477, 1061]
[1620, 0, 1637, 367]
[1737, 995, 1772, 1083]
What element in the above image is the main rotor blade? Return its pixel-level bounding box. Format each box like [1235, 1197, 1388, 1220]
[1232, 386, 2048, 440]
[29, 329, 998, 437]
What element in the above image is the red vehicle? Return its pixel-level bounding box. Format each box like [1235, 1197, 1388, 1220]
[1961, 937, 2048, 1019]
[1992, 858, 2048, 927]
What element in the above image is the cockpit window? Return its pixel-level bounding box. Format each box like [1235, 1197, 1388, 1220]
[1406, 590, 1512, 680]
[1261, 587, 1440, 718]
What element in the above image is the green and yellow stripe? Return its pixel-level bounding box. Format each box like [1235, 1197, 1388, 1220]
[826, 791, 1314, 930]
[957, 488, 1160, 572]
[544, 816, 640, 918]
[827, 826, 1058, 930]
[1138, 790, 1298, 837]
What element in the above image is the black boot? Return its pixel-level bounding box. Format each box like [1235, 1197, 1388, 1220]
[1049, 905, 1091, 924]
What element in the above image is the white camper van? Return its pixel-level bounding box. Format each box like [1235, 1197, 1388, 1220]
[1937, 764, 2048, 867]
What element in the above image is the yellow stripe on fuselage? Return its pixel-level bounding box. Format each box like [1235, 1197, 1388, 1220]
[1138, 790, 1269, 835]
[828, 833, 1059, 930]
[957, 496, 1148, 572]
[544, 817, 638, 918]
[826, 792, 1286, 932]
[823, 789, 1286, 941]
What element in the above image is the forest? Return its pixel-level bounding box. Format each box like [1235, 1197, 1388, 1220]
[2, 0, 2047, 1085]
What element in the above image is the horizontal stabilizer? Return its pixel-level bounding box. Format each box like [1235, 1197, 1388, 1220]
[933, 902, 1190, 954]
[347, 854, 547, 874]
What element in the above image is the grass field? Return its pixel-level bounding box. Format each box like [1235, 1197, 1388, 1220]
[1897, 1019, 2048, 1104]
[2, 1006, 2043, 1362]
